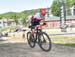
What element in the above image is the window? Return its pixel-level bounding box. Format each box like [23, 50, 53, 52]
[73, 9, 75, 15]
[0, 22, 1, 24]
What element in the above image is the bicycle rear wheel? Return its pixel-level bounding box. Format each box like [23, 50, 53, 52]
[38, 32, 51, 52]
[27, 32, 36, 48]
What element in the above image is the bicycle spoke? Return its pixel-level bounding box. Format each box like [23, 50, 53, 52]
[27, 32, 35, 48]
[38, 32, 51, 52]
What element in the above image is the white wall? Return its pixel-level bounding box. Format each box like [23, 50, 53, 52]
[70, 6, 75, 16]
[0, 20, 4, 28]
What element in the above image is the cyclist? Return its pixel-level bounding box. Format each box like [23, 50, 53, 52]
[28, 8, 48, 34]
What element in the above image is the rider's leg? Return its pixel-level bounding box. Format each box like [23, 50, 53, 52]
[32, 28, 35, 34]
[31, 26, 36, 37]
[31, 27, 36, 42]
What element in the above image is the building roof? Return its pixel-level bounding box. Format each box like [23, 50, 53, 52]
[45, 16, 75, 21]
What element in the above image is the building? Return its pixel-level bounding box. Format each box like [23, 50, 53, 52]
[45, 16, 75, 28]
[44, 6, 75, 28]
[0, 19, 16, 28]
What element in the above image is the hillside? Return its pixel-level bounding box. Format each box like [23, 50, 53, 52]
[0, 9, 39, 19]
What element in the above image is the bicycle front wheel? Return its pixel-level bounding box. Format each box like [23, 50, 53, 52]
[27, 32, 35, 48]
[38, 32, 51, 52]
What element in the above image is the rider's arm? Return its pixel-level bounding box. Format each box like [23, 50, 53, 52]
[28, 16, 34, 25]
[28, 18, 31, 25]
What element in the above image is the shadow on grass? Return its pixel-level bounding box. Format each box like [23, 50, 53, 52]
[0, 39, 7, 42]
[0, 43, 27, 47]
[64, 43, 75, 47]
[54, 43, 75, 47]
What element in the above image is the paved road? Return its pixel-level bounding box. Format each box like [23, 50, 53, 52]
[0, 43, 75, 57]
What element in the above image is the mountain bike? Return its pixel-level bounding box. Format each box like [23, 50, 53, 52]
[27, 22, 51, 52]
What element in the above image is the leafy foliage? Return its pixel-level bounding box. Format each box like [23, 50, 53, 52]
[0, 9, 38, 25]
[21, 18, 26, 26]
[51, 0, 75, 16]
[51, 0, 59, 16]
[13, 14, 19, 25]
[0, 9, 38, 20]
[71, 0, 75, 5]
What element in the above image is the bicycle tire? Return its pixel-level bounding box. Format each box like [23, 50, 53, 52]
[27, 32, 35, 48]
[38, 32, 51, 52]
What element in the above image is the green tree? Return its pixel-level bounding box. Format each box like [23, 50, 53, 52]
[0, 8, 38, 21]
[71, 0, 75, 5]
[65, 0, 72, 15]
[51, 0, 74, 16]
[51, 0, 59, 16]
[65, 0, 72, 6]
[22, 18, 27, 26]
[0, 15, 2, 19]
[13, 14, 19, 25]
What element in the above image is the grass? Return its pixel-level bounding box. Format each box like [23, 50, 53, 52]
[43, 27, 60, 29]
[51, 36, 75, 46]
[51, 36, 75, 44]
[0, 26, 16, 32]
[64, 43, 75, 46]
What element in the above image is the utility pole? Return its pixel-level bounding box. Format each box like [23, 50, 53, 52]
[58, 0, 67, 32]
